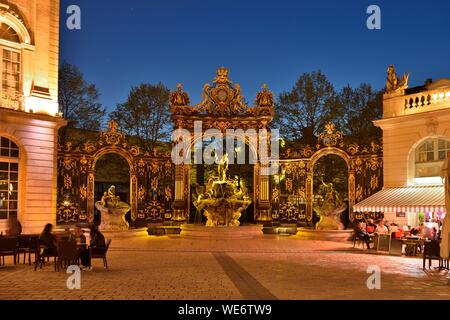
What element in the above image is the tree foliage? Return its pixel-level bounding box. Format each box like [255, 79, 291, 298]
[58, 62, 105, 130]
[276, 71, 339, 146]
[338, 83, 382, 145]
[276, 70, 382, 147]
[109, 83, 171, 152]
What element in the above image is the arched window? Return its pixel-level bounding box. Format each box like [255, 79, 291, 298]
[0, 136, 19, 220]
[415, 138, 450, 179]
[0, 22, 20, 43]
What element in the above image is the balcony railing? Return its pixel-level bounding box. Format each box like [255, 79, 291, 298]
[404, 89, 450, 115]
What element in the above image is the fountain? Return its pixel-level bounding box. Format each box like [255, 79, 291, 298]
[314, 182, 346, 231]
[95, 185, 130, 231]
[181, 154, 262, 239]
[193, 154, 251, 227]
[296, 181, 352, 242]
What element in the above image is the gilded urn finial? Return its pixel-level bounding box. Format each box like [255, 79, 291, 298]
[170, 82, 190, 107]
[255, 83, 274, 107]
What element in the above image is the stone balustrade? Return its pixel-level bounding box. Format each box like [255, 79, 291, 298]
[403, 89, 450, 114]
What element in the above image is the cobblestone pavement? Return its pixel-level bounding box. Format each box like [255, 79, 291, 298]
[0, 231, 448, 300]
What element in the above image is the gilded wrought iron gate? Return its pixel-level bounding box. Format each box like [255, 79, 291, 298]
[56, 121, 174, 225]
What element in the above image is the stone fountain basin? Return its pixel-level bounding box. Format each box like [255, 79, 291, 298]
[196, 198, 251, 209]
[180, 224, 263, 240]
[95, 202, 130, 231]
[294, 228, 353, 242]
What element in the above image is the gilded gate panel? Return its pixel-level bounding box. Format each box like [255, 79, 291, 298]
[56, 121, 173, 225]
[272, 123, 383, 225]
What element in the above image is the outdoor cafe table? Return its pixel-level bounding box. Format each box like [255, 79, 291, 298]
[403, 237, 425, 256]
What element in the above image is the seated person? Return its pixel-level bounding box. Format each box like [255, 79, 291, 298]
[423, 225, 438, 240]
[62, 227, 73, 241]
[70, 225, 86, 244]
[375, 221, 389, 235]
[416, 223, 424, 236]
[39, 223, 57, 256]
[389, 223, 399, 234]
[79, 227, 106, 268]
[90, 227, 106, 251]
[354, 222, 371, 249]
[366, 219, 376, 233]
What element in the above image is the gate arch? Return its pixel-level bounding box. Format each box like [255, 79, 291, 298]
[272, 123, 382, 226]
[56, 121, 173, 226]
[307, 147, 355, 224]
[170, 67, 276, 223]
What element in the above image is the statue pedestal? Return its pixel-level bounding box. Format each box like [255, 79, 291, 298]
[95, 202, 130, 231]
[180, 224, 263, 240]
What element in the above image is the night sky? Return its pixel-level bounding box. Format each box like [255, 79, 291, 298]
[59, 0, 450, 111]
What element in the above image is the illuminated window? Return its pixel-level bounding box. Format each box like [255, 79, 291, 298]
[0, 137, 19, 220]
[0, 22, 22, 105]
[1, 48, 21, 97]
[415, 138, 450, 178]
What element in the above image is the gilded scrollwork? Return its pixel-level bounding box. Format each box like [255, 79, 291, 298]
[64, 174, 72, 189]
[318, 122, 344, 147]
[100, 120, 126, 146]
[138, 185, 146, 201]
[79, 185, 87, 201]
[271, 124, 382, 225]
[195, 67, 248, 116]
[57, 120, 173, 224]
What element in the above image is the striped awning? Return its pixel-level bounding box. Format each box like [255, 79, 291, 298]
[354, 185, 445, 212]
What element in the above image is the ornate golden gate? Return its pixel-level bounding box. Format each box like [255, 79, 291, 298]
[56, 121, 173, 225]
[271, 123, 383, 225]
[170, 67, 276, 223]
[56, 68, 383, 228]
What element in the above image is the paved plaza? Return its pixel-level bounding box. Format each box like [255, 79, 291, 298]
[0, 230, 448, 300]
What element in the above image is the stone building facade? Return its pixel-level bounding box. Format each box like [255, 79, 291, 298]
[0, 0, 66, 234]
[355, 67, 450, 227]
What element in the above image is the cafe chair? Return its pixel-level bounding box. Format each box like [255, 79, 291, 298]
[17, 235, 31, 264]
[90, 239, 111, 269]
[27, 236, 40, 265]
[352, 232, 368, 249]
[34, 242, 58, 272]
[0, 237, 18, 266]
[422, 240, 442, 270]
[56, 241, 79, 272]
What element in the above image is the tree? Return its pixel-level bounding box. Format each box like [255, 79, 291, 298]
[58, 62, 105, 129]
[276, 71, 341, 146]
[338, 84, 382, 145]
[109, 83, 171, 152]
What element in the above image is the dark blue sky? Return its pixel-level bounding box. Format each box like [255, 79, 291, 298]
[60, 0, 450, 111]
